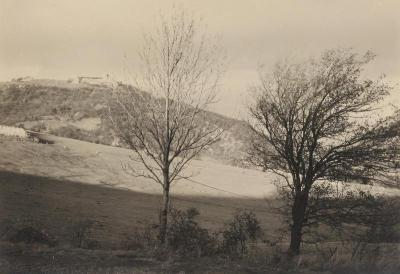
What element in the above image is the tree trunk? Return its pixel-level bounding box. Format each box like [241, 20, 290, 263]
[288, 191, 308, 255]
[159, 175, 170, 245]
[160, 74, 170, 246]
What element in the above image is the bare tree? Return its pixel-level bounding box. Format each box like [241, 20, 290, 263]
[108, 9, 224, 244]
[248, 49, 400, 255]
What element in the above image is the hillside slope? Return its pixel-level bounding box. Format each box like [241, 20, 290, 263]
[0, 78, 250, 165]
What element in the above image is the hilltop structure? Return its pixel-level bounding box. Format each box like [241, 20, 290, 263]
[76, 74, 112, 86]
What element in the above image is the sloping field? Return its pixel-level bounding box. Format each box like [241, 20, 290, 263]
[1, 133, 396, 199]
[1, 133, 398, 243]
[0, 133, 276, 198]
[0, 134, 284, 249]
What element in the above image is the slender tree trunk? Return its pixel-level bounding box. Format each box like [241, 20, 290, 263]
[159, 80, 171, 246]
[288, 191, 309, 255]
[159, 171, 170, 245]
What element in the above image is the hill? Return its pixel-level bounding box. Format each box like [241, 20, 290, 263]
[0, 78, 250, 166]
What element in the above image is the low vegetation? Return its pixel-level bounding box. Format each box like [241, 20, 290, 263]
[2, 200, 399, 273]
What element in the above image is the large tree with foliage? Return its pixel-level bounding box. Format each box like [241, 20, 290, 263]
[248, 49, 400, 254]
[108, 9, 224, 244]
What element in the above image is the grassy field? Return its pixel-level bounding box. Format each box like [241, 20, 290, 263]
[0, 133, 284, 239]
[0, 135, 283, 273]
[0, 131, 277, 198]
[0, 134, 399, 273]
[0, 170, 286, 273]
[0, 170, 282, 247]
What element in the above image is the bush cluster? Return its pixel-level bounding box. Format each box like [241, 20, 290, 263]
[134, 207, 265, 258]
[220, 209, 263, 256]
[167, 207, 218, 257]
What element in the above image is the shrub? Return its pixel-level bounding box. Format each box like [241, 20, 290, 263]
[51, 126, 94, 143]
[2, 217, 57, 247]
[220, 209, 263, 256]
[124, 223, 159, 250]
[9, 226, 57, 247]
[70, 219, 99, 249]
[167, 207, 217, 257]
[30, 122, 47, 132]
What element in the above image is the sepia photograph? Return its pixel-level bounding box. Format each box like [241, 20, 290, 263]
[0, 0, 399, 273]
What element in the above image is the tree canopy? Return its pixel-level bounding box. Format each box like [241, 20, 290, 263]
[249, 49, 400, 254]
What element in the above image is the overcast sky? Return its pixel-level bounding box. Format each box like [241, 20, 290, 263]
[1, 0, 399, 118]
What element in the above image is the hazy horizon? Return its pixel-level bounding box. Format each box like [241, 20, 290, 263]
[1, 0, 399, 118]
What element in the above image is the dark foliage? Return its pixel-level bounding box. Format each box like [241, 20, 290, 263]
[274, 182, 400, 244]
[10, 227, 57, 246]
[166, 208, 218, 257]
[70, 219, 99, 249]
[220, 209, 263, 256]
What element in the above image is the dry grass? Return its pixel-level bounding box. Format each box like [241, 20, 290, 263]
[296, 242, 400, 274]
[0, 133, 279, 198]
[0, 170, 282, 249]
